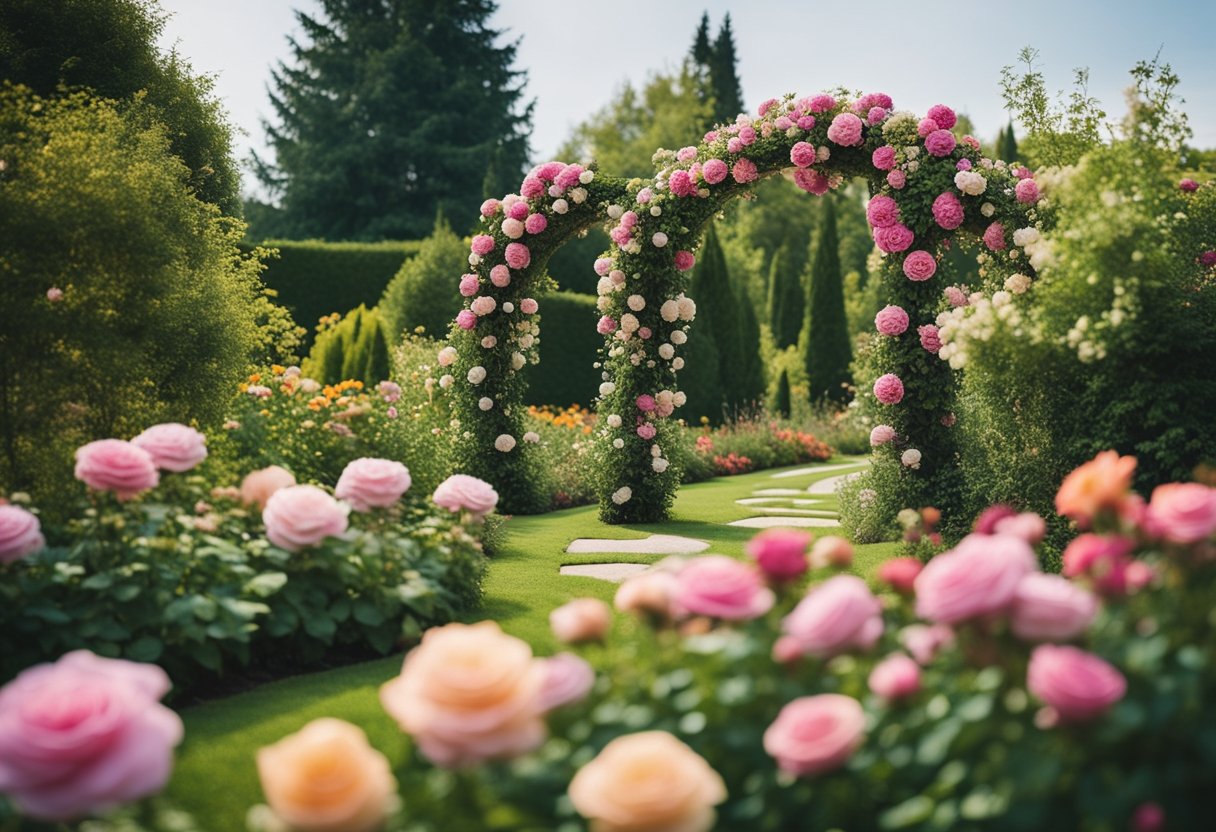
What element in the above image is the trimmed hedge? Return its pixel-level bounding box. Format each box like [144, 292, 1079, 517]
[522, 291, 601, 408]
[249, 239, 422, 339]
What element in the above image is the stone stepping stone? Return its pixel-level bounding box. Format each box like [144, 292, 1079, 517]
[770, 461, 869, 479]
[807, 472, 863, 495]
[752, 488, 804, 496]
[565, 534, 710, 555]
[736, 497, 823, 507]
[753, 507, 838, 517]
[728, 516, 841, 528]
[560, 563, 651, 582]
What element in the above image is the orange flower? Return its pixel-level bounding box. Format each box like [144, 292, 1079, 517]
[270, 364, 286, 376]
[1055, 451, 1137, 525]
[248, 373, 262, 384]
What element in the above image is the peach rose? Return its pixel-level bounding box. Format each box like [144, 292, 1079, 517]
[256, 718, 396, 832]
[130, 423, 207, 472]
[763, 694, 865, 777]
[379, 621, 548, 767]
[0, 504, 45, 564]
[550, 598, 612, 643]
[568, 731, 726, 832]
[1055, 451, 1137, 526]
[614, 570, 679, 622]
[241, 465, 297, 509]
[262, 485, 350, 552]
[334, 457, 412, 512]
[74, 439, 159, 500]
[432, 473, 499, 518]
[809, 535, 854, 569]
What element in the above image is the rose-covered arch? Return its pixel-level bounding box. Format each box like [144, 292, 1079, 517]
[441, 90, 1045, 522]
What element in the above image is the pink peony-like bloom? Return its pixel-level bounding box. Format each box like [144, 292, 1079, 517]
[826, 112, 864, 146]
[459, 274, 479, 297]
[74, 439, 159, 500]
[471, 235, 495, 256]
[944, 285, 969, 307]
[869, 424, 896, 446]
[637, 423, 657, 440]
[46, 287, 64, 302]
[0, 650, 183, 821]
[702, 158, 728, 184]
[917, 117, 939, 137]
[869, 654, 921, 700]
[903, 250, 937, 281]
[1179, 178, 1200, 192]
[797, 114, 816, 130]
[1055, 451, 1137, 526]
[674, 250, 696, 271]
[924, 129, 957, 157]
[480, 198, 500, 217]
[914, 533, 1038, 624]
[1131, 802, 1166, 832]
[732, 158, 758, 183]
[1015, 178, 1040, 204]
[727, 137, 744, 154]
[0, 504, 44, 564]
[128, 423, 207, 473]
[866, 195, 901, 229]
[520, 177, 544, 198]
[867, 106, 887, 125]
[887, 169, 907, 189]
[982, 222, 1006, 251]
[520, 297, 539, 314]
[555, 164, 584, 189]
[874, 224, 915, 254]
[505, 242, 531, 269]
[501, 217, 524, 239]
[538, 653, 595, 711]
[794, 168, 831, 195]
[597, 316, 618, 335]
[738, 125, 757, 145]
[878, 557, 922, 593]
[263, 485, 349, 551]
[758, 98, 778, 116]
[1027, 644, 1126, 722]
[899, 623, 955, 664]
[874, 304, 909, 336]
[636, 394, 657, 412]
[432, 474, 498, 518]
[524, 213, 547, 234]
[594, 257, 613, 276]
[932, 191, 965, 229]
[1010, 573, 1097, 642]
[456, 309, 477, 330]
[956, 158, 972, 171]
[335, 457, 412, 512]
[873, 374, 904, 405]
[790, 142, 816, 168]
[926, 104, 957, 129]
[1061, 534, 1138, 595]
[993, 511, 1047, 544]
[677, 145, 699, 162]
[918, 324, 942, 353]
[746, 528, 811, 582]
[674, 555, 775, 620]
[808, 94, 836, 112]
[763, 694, 865, 777]
[1200, 250, 1216, 267]
[669, 169, 696, 197]
[782, 575, 882, 658]
[1145, 482, 1216, 543]
[490, 265, 511, 287]
[240, 465, 296, 509]
[872, 145, 897, 171]
[507, 201, 529, 221]
[550, 598, 612, 644]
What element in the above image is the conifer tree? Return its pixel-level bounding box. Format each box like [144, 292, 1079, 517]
[803, 197, 852, 404]
[767, 242, 805, 349]
[709, 14, 744, 123]
[735, 282, 766, 410]
[774, 369, 792, 418]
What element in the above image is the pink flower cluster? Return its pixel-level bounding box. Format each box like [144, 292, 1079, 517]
[873, 373, 905, 405]
[932, 192, 964, 230]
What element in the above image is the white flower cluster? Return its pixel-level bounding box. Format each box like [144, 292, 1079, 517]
[611, 486, 632, 505]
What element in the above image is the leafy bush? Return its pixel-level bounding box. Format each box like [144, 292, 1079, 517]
[380, 218, 466, 341]
[522, 291, 603, 408]
[302, 305, 391, 386]
[685, 416, 833, 479]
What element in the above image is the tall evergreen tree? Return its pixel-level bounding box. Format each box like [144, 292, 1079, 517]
[735, 281, 766, 410]
[997, 122, 1020, 163]
[709, 14, 743, 124]
[690, 12, 713, 73]
[773, 369, 792, 419]
[688, 226, 735, 419]
[256, 0, 532, 241]
[767, 242, 805, 349]
[803, 197, 852, 404]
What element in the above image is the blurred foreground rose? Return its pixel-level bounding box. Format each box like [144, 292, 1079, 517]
[262, 485, 350, 551]
[0, 504, 44, 564]
[1027, 644, 1126, 722]
[130, 422, 208, 472]
[74, 438, 159, 499]
[241, 465, 297, 509]
[764, 694, 865, 777]
[432, 473, 499, 518]
[550, 598, 612, 643]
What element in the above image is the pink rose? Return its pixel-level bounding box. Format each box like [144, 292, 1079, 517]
[432, 473, 499, 518]
[130, 423, 207, 472]
[459, 273, 479, 297]
[808, 94, 836, 112]
[1145, 482, 1216, 543]
[550, 597, 612, 643]
[866, 195, 901, 229]
[674, 555, 775, 620]
[993, 511, 1047, 544]
[594, 258, 613, 276]
[869, 424, 896, 446]
[507, 200, 529, 220]
[674, 250, 696, 271]
[538, 653, 595, 711]
[918, 324, 942, 353]
[636, 394, 657, 412]
[74, 439, 159, 500]
[1179, 178, 1200, 192]
[782, 575, 882, 658]
[520, 297, 539, 314]
[874, 304, 909, 336]
[945, 285, 969, 307]
[874, 223, 914, 254]
[746, 528, 811, 581]
[1132, 802, 1166, 832]
[505, 242, 531, 269]
[240, 465, 296, 510]
[794, 168, 830, 195]
[902, 250, 937, 281]
[983, 222, 1006, 251]
[927, 104, 957, 129]
[46, 287, 64, 302]
[335, 457, 412, 512]
[932, 191, 965, 230]
[0, 651, 183, 821]
[480, 198, 500, 217]
[878, 557, 922, 593]
[1015, 178, 1040, 204]
[1010, 573, 1097, 642]
[872, 145, 896, 171]
[790, 142, 816, 168]
[1027, 644, 1126, 722]
[263, 485, 349, 551]
[899, 623, 955, 664]
[887, 169, 907, 189]
[924, 129, 957, 157]
[520, 176, 544, 197]
[732, 158, 758, 183]
[763, 694, 865, 777]
[0, 504, 45, 564]
[471, 234, 495, 256]
[918, 117, 939, 137]
[809, 535, 853, 569]
[914, 533, 1038, 624]
[597, 316, 617, 335]
[702, 158, 728, 184]
[525, 213, 547, 234]
[868, 654, 921, 700]
[873, 374, 904, 405]
[456, 309, 477, 330]
[488, 265, 510, 287]
[727, 137, 744, 154]
[826, 112, 864, 146]
[1061, 534, 1139, 595]
[738, 125, 757, 145]
[615, 570, 679, 622]
[973, 504, 1017, 534]
[637, 423, 657, 440]
[669, 169, 696, 196]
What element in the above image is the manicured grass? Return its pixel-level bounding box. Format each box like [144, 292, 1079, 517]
[167, 458, 898, 828]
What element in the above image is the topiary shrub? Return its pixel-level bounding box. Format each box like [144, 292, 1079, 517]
[380, 217, 467, 341]
[302, 305, 391, 386]
[521, 291, 602, 408]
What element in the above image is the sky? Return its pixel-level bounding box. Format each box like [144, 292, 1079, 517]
[157, 0, 1216, 199]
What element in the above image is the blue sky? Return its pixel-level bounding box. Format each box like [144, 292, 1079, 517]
[158, 0, 1216, 197]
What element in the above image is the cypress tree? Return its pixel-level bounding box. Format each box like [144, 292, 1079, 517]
[1004, 123, 1019, 163]
[690, 12, 713, 71]
[735, 282, 765, 410]
[803, 197, 852, 404]
[767, 242, 805, 349]
[774, 369, 791, 419]
[709, 14, 744, 124]
[692, 226, 751, 416]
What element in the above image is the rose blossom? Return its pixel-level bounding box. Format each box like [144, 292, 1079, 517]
[872, 145, 896, 170]
[456, 309, 477, 330]
[674, 250, 696, 271]
[826, 112, 864, 146]
[809, 535, 854, 569]
[732, 158, 758, 183]
[432, 474, 499, 518]
[1055, 451, 1137, 525]
[1027, 644, 1126, 722]
[0, 650, 183, 821]
[1015, 178, 1040, 203]
[1061, 534, 1139, 594]
[1010, 573, 1097, 642]
[870, 424, 896, 446]
[263, 485, 350, 551]
[924, 129, 957, 157]
[459, 273, 479, 296]
[240, 465, 296, 509]
[335, 457, 412, 511]
[874, 223, 914, 253]
[505, 242, 531, 269]
[794, 168, 831, 195]
[763, 694, 865, 777]
[914, 533, 1038, 624]
[982, 222, 1006, 251]
[380, 621, 548, 767]
[471, 234, 494, 255]
[873, 374, 904, 405]
[917, 324, 942, 353]
[550, 598, 612, 643]
[130, 423, 207, 472]
[877, 557, 923, 593]
[903, 250, 937, 281]
[868, 654, 921, 700]
[568, 731, 726, 832]
[745, 528, 811, 581]
[899, 623, 955, 664]
[537, 653, 595, 711]
[993, 511, 1047, 544]
[782, 575, 882, 658]
[702, 158, 728, 184]
[1145, 482, 1216, 543]
[0, 504, 44, 564]
[615, 570, 679, 621]
[866, 195, 901, 229]
[1132, 802, 1166, 832]
[674, 555, 774, 620]
[932, 191, 964, 229]
[790, 141, 816, 167]
[74, 438, 159, 499]
[256, 718, 396, 832]
[887, 169, 907, 189]
[875, 304, 909, 336]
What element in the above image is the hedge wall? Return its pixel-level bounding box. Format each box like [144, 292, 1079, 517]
[250, 239, 422, 341]
[522, 291, 601, 408]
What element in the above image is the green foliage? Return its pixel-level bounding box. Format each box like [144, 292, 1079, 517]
[0, 0, 241, 213]
[735, 280, 766, 408]
[380, 218, 467, 341]
[1000, 46, 1106, 168]
[803, 197, 853, 404]
[303, 305, 391, 386]
[255, 0, 532, 241]
[773, 369, 792, 418]
[691, 225, 747, 417]
[707, 14, 744, 123]
[0, 87, 265, 507]
[995, 122, 1020, 163]
[767, 243, 805, 349]
[521, 292, 602, 408]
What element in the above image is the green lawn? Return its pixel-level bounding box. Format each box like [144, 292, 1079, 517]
[167, 458, 898, 828]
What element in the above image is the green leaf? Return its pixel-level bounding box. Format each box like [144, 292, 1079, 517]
[880, 796, 935, 830]
[218, 598, 271, 620]
[82, 573, 114, 590]
[112, 584, 141, 602]
[25, 604, 71, 624]
[353, 598, 385, 626]
[243, 572, 288, 598]
[303, 614, 337, 640]
[127, 635, 164, 662]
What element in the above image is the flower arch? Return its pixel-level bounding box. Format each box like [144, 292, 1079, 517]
[442, 91, 1045, 522]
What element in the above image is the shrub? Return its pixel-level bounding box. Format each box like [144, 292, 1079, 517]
[521, 291, 603, 408]
[302, 305, 391, 386]
[380, 217, 466, 341]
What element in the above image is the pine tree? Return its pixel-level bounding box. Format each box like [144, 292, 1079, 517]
[256, 0, 532, 241]
[690, 11, 713, 73]
[1001, 123, 1020, 163]
[709, 14, 744, 124]
[767, 242, 805, 349]
[803, 197, 852, 404]
[774, 369, 791, 418]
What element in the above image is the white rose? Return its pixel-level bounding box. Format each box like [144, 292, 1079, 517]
[609, 269, 626, 286]
[652, 457, 670, 473]
[1005, 274, 1032, 294]
[660, 300, 680, 322]
[495, 434, 517, 452]
[480, 336, 497, 348]
[611, 486, 632, 505]
[656, 391, 674, 407]
[901, 448, 922, 468]
[519, 334, 534, 349]
[954, 170, 987, 196]
[467, 366, 486, 384]
[552, 198, 569, 214]
[650, 205, 662, 216]
[437, 346, 458, 366]
[502, 301, 515, 313]
[468, 253, 481, 266]
[627, 294, 646, 311]
[607, 414, 622, 428]
[570, 187, 587, 203]
[672, 357, 685, 370]
[511, 352, 526, 370]
[676, 296, 696, 321]
[652, 232, 668, 248]
[673, 391, 687, 407]
[597, 277, 614, 296]
[651, 444, 662, 457]
[620, 313, 639, 333]
[578, 170, 594, 184]
[670, 330, 687, 345]
[599, 382, 616, 396]
[607, 204, 623, 219]
[613, 438, 624, 449]
[1012, 227, 1040, 247]
[478, 397, 494, 411]
[501, 217, 524, 239]
[439, 374, 454, 389]
[597, 295, 611, 312]
[980, 202, 995, 217]
[523, 431, 540, 443]
[658, 344, 675, 360]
